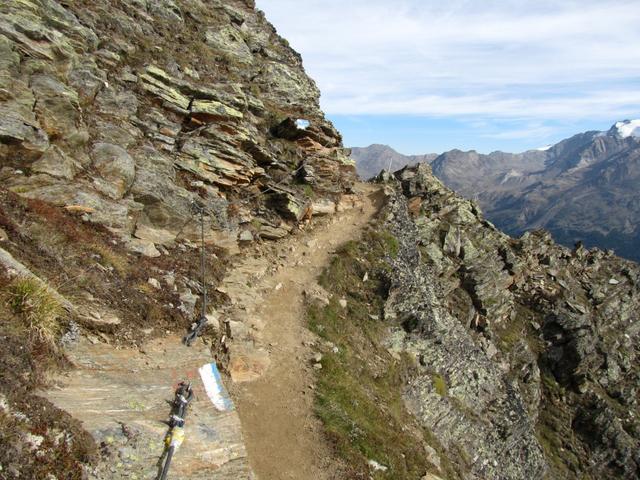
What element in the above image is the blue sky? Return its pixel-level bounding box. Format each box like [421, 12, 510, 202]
[255, 0, 640, 154]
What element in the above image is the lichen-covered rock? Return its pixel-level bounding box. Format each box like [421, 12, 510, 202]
[191, 99, 244, 120]
[378, 164, 640, 480]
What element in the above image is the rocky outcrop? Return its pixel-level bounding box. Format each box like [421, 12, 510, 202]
[44, 336, 253, 480]
[378, 164, 640, 479]
[0, 0, 356, 257]
[0, 2, 358, 479]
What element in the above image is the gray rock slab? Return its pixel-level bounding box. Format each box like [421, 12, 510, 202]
[44, 336, 254, 479]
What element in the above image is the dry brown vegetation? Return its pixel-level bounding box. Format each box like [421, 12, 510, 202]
[0, 188, 229, 477]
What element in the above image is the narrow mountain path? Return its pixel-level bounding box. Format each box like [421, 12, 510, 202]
[43, 183, 381, 480]
[230, 183, 382, 480]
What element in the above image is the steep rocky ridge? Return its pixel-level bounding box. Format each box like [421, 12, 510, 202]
[308, 162, 639, 479]
[0, 0, 357, 478]
[386, 164, 639, 478]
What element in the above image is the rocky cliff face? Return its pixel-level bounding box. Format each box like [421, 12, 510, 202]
[0, 0, 356, 257]
[377, 164, 639, 479]
[0, 1, 357, 478]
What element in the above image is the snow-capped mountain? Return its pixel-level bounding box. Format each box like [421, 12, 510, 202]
[352, 121, 640, 262]
[610, 119, 640, 138]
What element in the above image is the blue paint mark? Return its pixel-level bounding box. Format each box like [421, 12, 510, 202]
[210, 363, 234, 411]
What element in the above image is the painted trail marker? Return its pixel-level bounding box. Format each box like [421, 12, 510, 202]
[199, 363, 234, 412]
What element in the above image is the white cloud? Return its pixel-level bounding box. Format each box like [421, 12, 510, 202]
[256, 0, 640, 121]
[324, 90, 640, 118]
[481, 123, 555, 141]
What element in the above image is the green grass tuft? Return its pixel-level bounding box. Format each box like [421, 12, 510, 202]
[379, 231, 400, 258]
[89, 243, 129, 276]
[9, 277, 63, 343]
[302, 184, 315, 199]
[432, 374, 448, 397]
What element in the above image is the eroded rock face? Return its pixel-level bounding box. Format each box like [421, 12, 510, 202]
[0, 0, 356, 255]
[380, 164, 640, 480]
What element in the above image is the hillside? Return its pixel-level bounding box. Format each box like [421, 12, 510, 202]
[482, 124, 640, 262]
[0, 0, 355, 478]
[0, 2, 638, 480]
[365, 165, 640, 479]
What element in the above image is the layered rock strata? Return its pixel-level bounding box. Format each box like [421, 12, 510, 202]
[0, 0, 356, 257]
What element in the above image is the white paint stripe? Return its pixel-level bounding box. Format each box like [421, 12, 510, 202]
[198, 363, 234, 412]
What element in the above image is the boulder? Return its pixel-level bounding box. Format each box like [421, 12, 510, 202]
[30, 74, 82, 141]
[238, 230, 254, 242]
[133, 223, 177, 246]
[311, 199, 336, 216]
[269, 191, 309, 221]
[259, 225, 289, 240]
[207, 230, 240, 256]
[126, 238, 161, 258]
[0, 113, 49, 161]
[90, 143, 136, 199]
[31, 146, 79, 180]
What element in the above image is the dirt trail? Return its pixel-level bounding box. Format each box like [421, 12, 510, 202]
[42, 183, 381, 480]
[231, 183, 381, 480]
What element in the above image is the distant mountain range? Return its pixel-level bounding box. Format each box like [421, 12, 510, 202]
[351, 120, 640, 262]
[350, 145, 437, 180]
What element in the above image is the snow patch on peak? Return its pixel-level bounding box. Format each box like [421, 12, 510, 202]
[535, 145, 552, 151]
[614, 119, 640, 138]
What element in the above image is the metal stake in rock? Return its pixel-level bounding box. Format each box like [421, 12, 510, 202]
[183, 202, 208, 346]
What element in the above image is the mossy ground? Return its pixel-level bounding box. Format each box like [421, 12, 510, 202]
[306, 228, 455, 479]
